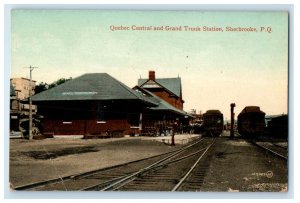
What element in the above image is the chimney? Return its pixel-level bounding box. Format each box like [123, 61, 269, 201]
[149, 70, 155, 81]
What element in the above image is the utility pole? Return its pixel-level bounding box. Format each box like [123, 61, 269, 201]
[230, 103, 236, 139]
[24, 65, 38, 140]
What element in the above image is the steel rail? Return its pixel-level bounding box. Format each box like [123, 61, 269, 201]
[81, 175, 127, 191]
[82, 146, 207, 191]
[253, 141, 287, 160]
[271, 142, 288, 150]
[13, 140, 197, 191]
[100, 138, 205, 191]
[171, 138, 216, 191]
[155, 147, 207, 168]
[111, 147, 209, 191]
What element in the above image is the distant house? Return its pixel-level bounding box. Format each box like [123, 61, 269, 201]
[138, 71, 184, 110]
[10, 81, 17, 107]
[31, 73, 156, 136]
[10, 77, 37, 113]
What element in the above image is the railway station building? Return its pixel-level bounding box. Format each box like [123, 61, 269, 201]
[133, 86, 189, 135]
[136, 71, 190, 134]
[30, 72, 190, 137]
[31, 73, 157, 137]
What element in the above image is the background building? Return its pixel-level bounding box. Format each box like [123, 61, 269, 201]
[10, 81, 19, 131]
[10, 77, 37, 112]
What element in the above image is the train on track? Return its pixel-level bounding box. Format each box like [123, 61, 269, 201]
[237, 106, 288, 139]
[202, 110, 224, 137]
[237, 106, 266, 137]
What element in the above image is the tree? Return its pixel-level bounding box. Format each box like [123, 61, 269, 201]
[35, 82, 49, 94]
[48, 77, 72, 89]
[34, 77, 72, 94]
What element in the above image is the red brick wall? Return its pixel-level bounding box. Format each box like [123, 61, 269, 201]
[43, 118, 137, 135]
[152, 90, 184, 110]
[43, 119, 85, 135]
[38, 100, 144, 136]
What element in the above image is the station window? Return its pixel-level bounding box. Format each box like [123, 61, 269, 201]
[63, 110, 72, 124]
[128, 113, 141, 128]
[97, 103, 107, 123]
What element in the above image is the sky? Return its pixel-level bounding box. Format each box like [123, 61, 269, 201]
[10, 10, 288, 119]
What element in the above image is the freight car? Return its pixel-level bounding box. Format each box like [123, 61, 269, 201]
[237, 106, 265, 137]
[266, 114, 288, 138]
[203, 110, 224, 136]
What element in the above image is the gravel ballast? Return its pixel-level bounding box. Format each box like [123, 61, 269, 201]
[9, 133, 288, 192]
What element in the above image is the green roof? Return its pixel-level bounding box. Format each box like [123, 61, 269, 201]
[31, 73, 156, 105]
[138, 77, 182, 98]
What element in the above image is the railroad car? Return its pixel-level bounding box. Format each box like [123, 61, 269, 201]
[237, 106, 265, 137]
[267, 114, 288, 138]
[203, 110, 224, 136]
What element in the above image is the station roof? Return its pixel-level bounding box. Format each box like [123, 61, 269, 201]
[30, 73, 156, 106]
[133, 86, 188, 116]
[138, 77, 182, 98]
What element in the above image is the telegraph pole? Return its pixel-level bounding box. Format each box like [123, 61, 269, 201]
[230, 103, 236, 139]
[24, 65, 38, 140]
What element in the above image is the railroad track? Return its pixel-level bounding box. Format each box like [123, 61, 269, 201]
[14, 136, 215, 191]
[250, 140, 288, 160]
[171, 139, 215, 191]
[272, 142, 288, 150]
[96, 137, 216, 191]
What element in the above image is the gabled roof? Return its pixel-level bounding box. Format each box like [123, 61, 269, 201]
[138, 77, 182, 98]
[31, 73, 156, 106]
[133, 86, 187, 116]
